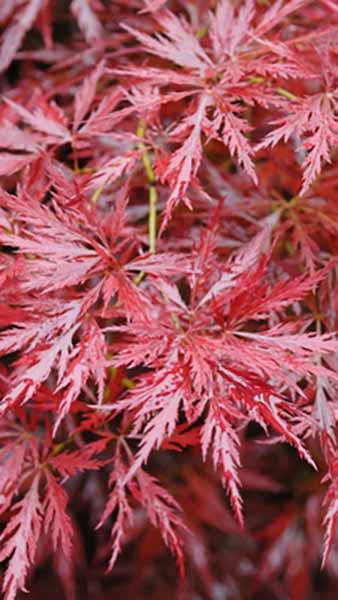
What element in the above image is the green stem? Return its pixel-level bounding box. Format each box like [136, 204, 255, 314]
[91, 184, 105, 205]
[276, 87, 298, 101]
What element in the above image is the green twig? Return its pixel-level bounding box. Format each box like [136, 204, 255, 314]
[91, 184, 105, 205]
[276, 87, 298, 101]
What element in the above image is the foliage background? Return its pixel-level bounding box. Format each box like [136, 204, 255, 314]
[0, 1, 337, 599]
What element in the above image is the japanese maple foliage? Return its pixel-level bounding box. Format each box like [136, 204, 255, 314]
[0, 1, 338, 599]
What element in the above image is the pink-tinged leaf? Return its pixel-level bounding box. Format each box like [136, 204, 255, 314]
[209, 0, 254, 59]
[49, 439, 107, 478]
[322, 461, 338, 567]
[0, 219, 101, 290]
[21, 254, 101, 294]
[246, 393, 316, 469]
[123, 11, 213, 73]
[201, 404, 243, 526]
[181, 334, 215, 399]
[43, 470, 73, 560]
[54, 319, 108, 431]
[0, 1, 22, 24]
[0, 152, 36, 176]
[110, 65, 200, 88]
[97, 446, 134, 570]
[228, 266, 332, 323]
[4, 97, 70, 141]
[197, 227, 271, 308]
[123, 369, 185, 483]
[134, 391, 181, 464]
[255, 0, 307, 35]
[123, 84, 183, 119]
[100, 443, 186, 574]
[0, 122, 39, 152]
[228, 226, 272, 274]
[0, 196, 103, 293]
[112, 323, 170, 369]
[314, 377, 336, 442]
[322, 0, 338, 9]
[218, 111, 257, 184]
[133, 469, 187, 575]
[78, 88, 134, 136]
[300, 110, 337, 195]
[0, 0, 44, 73]
[16, 45, 70, 63]
[0, 192, 88, 251]
[102, 271, 153, 323]
[161, 424, 200, 452]
[255, 0, 308, 36]
[1, 324, 80, 410]
[0, 206, 11, 229]
[139, 0, 167, 14]
[88, 151, 140, 189]
[0, 302, 81, 357]
[164, 95, 210, 218]
[71, 0, 104, 43]
[73, 60, 105, 131]
[35, 0, 53, 49]
[257, 93, 338, 195]
[0, 474, 42, 600]
[0, 440, 26, 512]
[126, 252, 191, 277]
[0, 305, 27, 328]
[154, 279, 187, 311]
[235, 330, 338, 356]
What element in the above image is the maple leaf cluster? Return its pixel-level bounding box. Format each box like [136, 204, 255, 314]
[0, 1, 338, 599]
